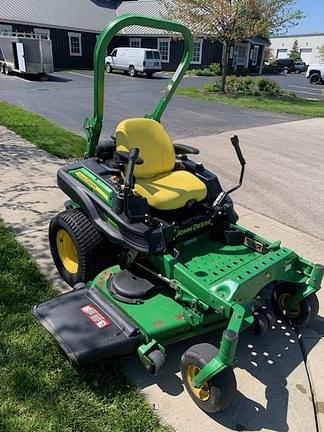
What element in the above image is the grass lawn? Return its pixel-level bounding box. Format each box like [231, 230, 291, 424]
[176, 87, 324, 117]
[0, 101, 85, 158]
[0, 220, 171, 432]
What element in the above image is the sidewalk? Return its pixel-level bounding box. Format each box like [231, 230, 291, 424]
[0, 121, 323, 432]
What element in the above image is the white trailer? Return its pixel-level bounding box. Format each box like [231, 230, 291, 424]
[0, 31, 54, 76]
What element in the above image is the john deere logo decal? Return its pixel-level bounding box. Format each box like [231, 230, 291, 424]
[175, 219, 212, 239]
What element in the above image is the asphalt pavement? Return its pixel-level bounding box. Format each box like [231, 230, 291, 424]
[0, 70, 299, 139]
[266, 72, 324, 100]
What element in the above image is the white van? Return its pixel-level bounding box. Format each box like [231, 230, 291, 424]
[105, 47, 162, 78]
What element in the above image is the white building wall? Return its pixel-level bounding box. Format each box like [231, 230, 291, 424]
[270, 33, 324, 64]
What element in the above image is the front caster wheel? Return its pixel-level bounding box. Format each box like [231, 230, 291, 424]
[180, 343, 236, 413]
[271, 283, 319, 327]
[146, 350, 166, 376]
[249, 306, 273, 335]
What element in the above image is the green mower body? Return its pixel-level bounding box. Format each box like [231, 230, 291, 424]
[34, 14, 323, 414]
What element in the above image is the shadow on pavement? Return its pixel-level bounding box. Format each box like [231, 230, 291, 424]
[121, 305, 324, 432]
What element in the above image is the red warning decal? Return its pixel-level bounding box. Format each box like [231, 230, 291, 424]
[80, 304, 110, 329]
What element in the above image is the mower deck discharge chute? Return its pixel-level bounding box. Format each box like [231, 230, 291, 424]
[33, 14, 324, 413]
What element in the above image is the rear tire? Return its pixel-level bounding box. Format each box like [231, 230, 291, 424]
[49, 209, 118, 287]
[129, 66, 136, 78]
[309, 73, 321, 84]
[146, 71, 154, 78]
[2, 64, 8, 75]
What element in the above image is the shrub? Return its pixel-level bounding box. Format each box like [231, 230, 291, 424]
[208, 63, 221, 75]
[188, 63, 221, 76]
[254, 77, 281, 95]
[203, 82, 221, 92]
[203, 76, 282, 97]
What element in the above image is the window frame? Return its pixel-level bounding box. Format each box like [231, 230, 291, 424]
[191, 39, 203, 65]
[129, 37, 141, 48]
[157, 38, 170, 63]
[34, 28, 50, 40]
[0, 24, 12, 35]
[68, 32, 82, 57]
[252, 45, 259, 66]
[236, 44, 248, 65]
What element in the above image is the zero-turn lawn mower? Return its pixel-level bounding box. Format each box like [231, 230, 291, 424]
[34, 14, 323, 413]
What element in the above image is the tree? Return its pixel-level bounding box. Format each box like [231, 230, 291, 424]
[162, 0, 304, 92]
[289, 39, 300, 60]
[318, 45, 324, 62]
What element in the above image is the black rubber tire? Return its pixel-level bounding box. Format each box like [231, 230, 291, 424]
[146, 71, 154, 78]
[309, 73, 321, 84]
[271, 283, 319, 327]
[105, 62, 112, 73]
[129, 66, 136, 77]
[283, 68, 290, 74]
[49, 208, 117, 287]
[295, 69, 301, 74]
[250, 310, 270, 335]
[147, 350, 166, 376]
[180, 343, 236, 413]
[3, 64, 8, 75]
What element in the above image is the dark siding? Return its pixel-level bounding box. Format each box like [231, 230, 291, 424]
[200, 40, 223, 67]
[2, 21, 264, 73]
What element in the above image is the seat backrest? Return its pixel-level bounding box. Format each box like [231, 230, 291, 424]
[116, 118, 175, 179]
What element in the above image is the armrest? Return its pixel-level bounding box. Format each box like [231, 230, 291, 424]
[114, 150, 143, 165]
[173, 143, 199, 155]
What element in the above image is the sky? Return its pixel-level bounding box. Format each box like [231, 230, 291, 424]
[287, 0, 324, 34]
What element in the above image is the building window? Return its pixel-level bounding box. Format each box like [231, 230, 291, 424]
[0, 24, 12, 35]
[252, 45, 259, 65]
[34, 28, 50, 40]
[68, 32, 82, 56]
[229, 46, 234, 59]
[129, 38, 141, 48]
[236, 45, 247, 65]
[191, 39, 203, 64]
[157, 38, 170, 63]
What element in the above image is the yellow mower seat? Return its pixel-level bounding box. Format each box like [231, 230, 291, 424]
[116, 118, 207, 210]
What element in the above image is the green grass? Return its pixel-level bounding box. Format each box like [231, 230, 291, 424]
[0, 101, 85, 158]
[0, 220, 171, 432]
[176, 87, 324, 117]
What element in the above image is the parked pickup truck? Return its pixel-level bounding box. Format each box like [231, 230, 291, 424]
[306, 64, 324, 84]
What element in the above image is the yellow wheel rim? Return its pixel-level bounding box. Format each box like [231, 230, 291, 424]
[278, 293, 301, 319]
[56, 229, 79, 274]
[185, 364, 210, 401]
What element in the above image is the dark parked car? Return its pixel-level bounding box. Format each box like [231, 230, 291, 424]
[272, 58, 307, 74]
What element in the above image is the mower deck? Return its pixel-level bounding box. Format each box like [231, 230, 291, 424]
[33, 287, 142, 364]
